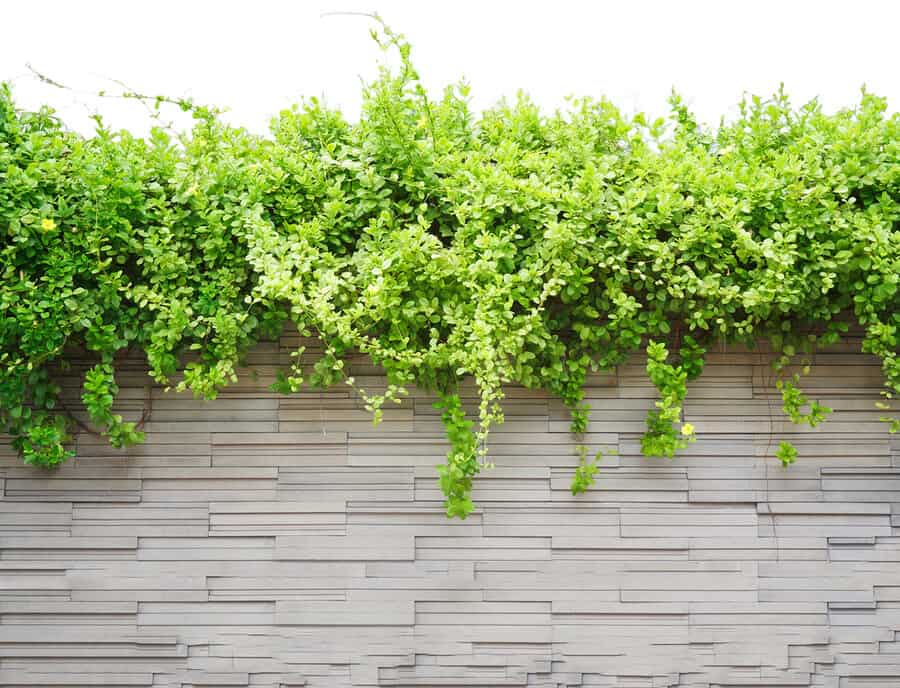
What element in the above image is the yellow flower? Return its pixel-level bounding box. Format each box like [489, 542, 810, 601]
[681, 422, 695, 436]
[41, 218, 56, 231]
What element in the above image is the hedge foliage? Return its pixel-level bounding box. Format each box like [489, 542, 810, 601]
[2, 24, 897, 517]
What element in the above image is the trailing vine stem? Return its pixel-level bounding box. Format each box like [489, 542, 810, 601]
[58, 382, 153, 440]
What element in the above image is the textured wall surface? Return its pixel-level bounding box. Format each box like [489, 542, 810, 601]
[1, 333, 899, 688]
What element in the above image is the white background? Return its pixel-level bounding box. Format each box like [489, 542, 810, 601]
[1, 0, 897, 135]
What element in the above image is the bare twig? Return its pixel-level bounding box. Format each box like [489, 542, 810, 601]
[320, 10, 379, 20]
[62, 383, 153, 439]
[24, 63, 202, 133]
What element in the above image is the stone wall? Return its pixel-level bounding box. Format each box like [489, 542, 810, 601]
[1, 333, 898, 687]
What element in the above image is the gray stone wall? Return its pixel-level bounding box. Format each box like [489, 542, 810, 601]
[1, 333, 899, 687]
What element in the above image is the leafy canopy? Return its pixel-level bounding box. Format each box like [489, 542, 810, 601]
[1, 22, 897, 517]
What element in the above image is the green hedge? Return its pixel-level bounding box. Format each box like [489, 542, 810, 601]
[2, 24, 897, 517]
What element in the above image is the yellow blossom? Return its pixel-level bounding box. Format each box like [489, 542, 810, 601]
[41, 218, 56, 231]
[681, 422, 695, 436]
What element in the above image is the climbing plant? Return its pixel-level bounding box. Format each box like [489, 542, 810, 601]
[1, 20, 897, 517]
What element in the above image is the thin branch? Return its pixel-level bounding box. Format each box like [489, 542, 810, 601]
[320, 10, 379, 20]
[24, 63, 201, 133]
[62, 383, 154, 439]
[25, 63, 68, 90]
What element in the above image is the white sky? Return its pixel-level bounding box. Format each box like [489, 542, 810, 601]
[1, 0, 898, 136]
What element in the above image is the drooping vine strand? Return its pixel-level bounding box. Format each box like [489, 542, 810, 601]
[1, 20, 897, 519]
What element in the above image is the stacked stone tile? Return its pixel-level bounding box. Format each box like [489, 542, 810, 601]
[1, 334, 898, 687]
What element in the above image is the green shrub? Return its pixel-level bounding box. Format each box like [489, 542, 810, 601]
[1, 22, 897, 516]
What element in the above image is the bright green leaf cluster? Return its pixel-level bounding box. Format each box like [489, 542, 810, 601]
[570, 446, 609, 496]
[81, 362, 144, 449]
[640, 338, 704, 458]
[776, 440, 799, 468]
[1, 22, 898, 517]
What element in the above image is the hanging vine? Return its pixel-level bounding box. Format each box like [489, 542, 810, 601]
[1, 19, 897, 517]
